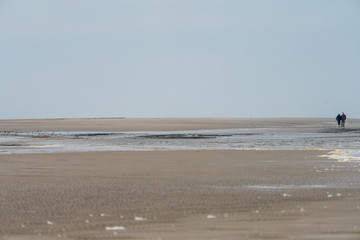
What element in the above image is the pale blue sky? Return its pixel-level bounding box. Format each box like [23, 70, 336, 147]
[1, 0, 359, 119]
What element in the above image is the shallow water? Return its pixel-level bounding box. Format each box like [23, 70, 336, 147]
[1, 126, 360, 162]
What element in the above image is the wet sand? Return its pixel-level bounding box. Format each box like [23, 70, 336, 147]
[1, 150, 360, 240]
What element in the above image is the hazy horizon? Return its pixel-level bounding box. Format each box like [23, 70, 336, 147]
[0, 116, 356, 121]
[1, 1, 359, 119]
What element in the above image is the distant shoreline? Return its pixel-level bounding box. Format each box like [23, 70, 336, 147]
[0, 117, 350, 132]
[0, 116, 342, 121]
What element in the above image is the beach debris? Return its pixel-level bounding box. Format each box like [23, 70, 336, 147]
[47, 220, 54, 225]
[254, 210, 260, 214]
[100, 213, 110, 217]
[283, 193, 291, 197]
[207, 215, 216, 219]
[300, 207, 305, 212]
[85, 220, 90, 223]
[89, 213, 93, 217]
[336, 193, 342, 197]
[135, 216, 147, 221]
[21, 224, 26, 228]
[327, 194, 333, 198]
[105, 226, 125, 231]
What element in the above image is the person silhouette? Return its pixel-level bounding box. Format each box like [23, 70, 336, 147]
[341, 112, 347, 127]
[336, 114, 341, 127]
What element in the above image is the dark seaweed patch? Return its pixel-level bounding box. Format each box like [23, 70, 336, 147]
[0, 143, 23, 147]
[74, 133, 118, 137]
[137, 133, 261, 139]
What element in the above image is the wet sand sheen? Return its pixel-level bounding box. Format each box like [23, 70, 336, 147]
[1, 150, 360, 239]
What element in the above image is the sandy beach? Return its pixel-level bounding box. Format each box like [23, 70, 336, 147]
[0, 117, 339, 132]
[1, 118, 360, 240]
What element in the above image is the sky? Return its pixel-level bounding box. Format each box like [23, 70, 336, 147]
[1, 0, 360, 119]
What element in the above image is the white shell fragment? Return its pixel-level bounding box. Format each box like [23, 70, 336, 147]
[105, 226, 125, 231]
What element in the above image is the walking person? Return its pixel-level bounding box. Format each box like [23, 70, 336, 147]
[341, 112, 347, 127]
[336, 113, 342, 127]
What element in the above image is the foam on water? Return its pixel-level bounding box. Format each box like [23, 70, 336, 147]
[320, 150, 360, 162]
